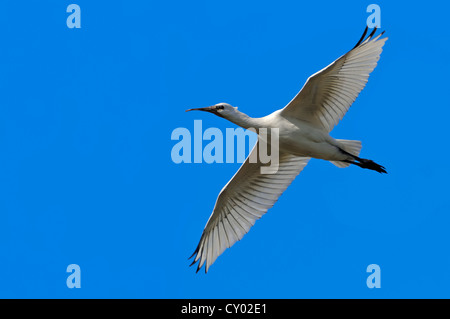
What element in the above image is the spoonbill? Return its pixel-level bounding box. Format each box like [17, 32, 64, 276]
[187, 27, 387, 273]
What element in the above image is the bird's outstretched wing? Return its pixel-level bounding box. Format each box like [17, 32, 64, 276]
[189, 142, 310, 273]
[281, 27, 387, 132]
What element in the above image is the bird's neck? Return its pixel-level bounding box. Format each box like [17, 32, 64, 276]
[225, 110, 265, 130]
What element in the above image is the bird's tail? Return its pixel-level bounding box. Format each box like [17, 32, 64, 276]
[330, 139, 362, 168]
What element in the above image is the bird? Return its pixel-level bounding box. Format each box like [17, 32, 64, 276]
[186, 26, 388, 273]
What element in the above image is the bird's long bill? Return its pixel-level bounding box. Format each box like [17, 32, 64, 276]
[185, 106, 214, 112]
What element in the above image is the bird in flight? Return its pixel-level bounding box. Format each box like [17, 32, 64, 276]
[186, 27, 388, 273]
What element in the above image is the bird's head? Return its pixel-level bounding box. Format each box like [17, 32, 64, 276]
[186, 103, 238, 119]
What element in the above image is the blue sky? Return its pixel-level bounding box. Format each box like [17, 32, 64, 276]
[0, 0, 449, 298]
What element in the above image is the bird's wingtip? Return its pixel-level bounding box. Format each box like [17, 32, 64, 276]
[353, 26, 369, 49]
[353, 26, 386, 49]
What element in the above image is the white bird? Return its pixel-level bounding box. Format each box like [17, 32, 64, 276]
[187, 27, 387, 273]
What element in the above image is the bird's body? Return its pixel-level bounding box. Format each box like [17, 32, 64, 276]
[187, 27, 388, 273]
[264, 111, 348, 160]
[226, 108, 348, 161]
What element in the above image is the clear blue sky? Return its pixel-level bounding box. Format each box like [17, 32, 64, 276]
[0, 0, 449, 298]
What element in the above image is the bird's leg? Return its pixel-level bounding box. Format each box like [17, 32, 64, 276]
[341, 149, 387, 174]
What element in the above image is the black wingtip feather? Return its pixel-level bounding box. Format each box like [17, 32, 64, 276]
[353, 26, 385, 50]
[367, 27, 378, 40]
[353, 26, 369, 49]
[188, 245, 199, 260]
[189, 235, 205, 272]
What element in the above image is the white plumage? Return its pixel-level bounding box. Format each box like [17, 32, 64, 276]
[187, 27, 388, 273]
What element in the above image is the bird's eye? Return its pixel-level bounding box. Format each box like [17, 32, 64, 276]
[216, 105, 224, 110]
